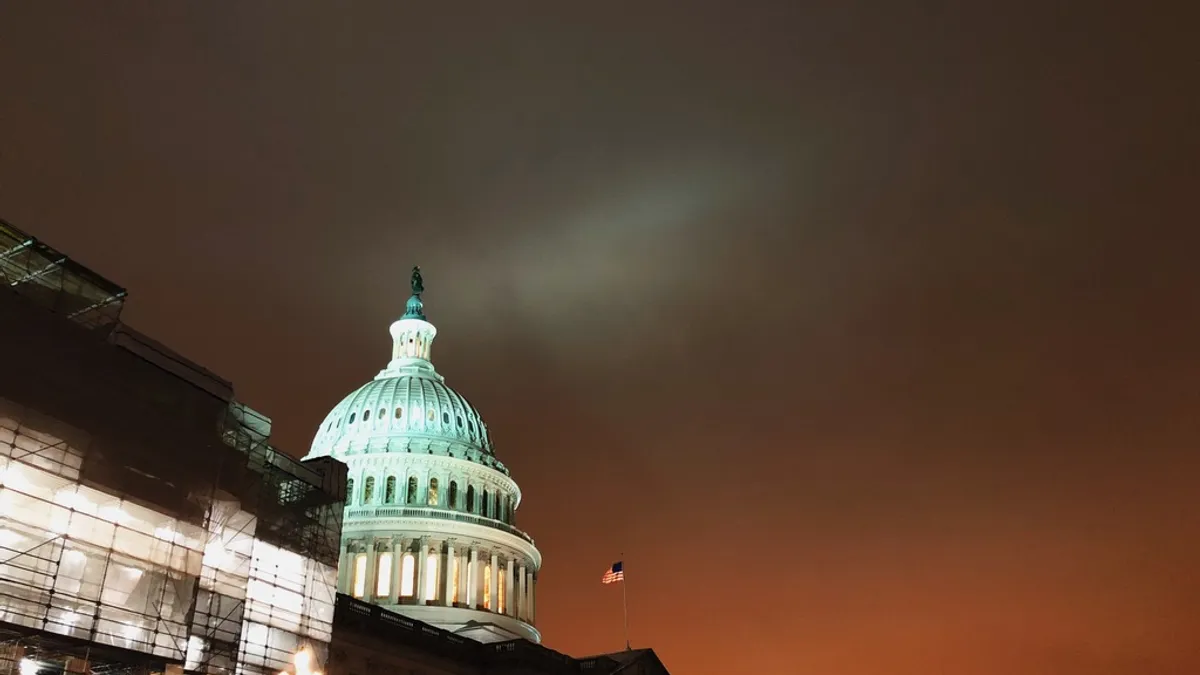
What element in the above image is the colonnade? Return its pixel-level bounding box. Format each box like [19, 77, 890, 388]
[337, 536, 536, 624]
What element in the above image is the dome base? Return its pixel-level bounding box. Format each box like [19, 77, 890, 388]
[379, 604, 541, 643]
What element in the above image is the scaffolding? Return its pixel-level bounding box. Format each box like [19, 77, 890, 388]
[0, 221, 347, 675]
[0, 220, 126, 332]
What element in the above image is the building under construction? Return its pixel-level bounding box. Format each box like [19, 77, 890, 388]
[0, 219, 348, 675]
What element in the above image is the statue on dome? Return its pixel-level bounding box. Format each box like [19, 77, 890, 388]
[411, 266, 424, 295]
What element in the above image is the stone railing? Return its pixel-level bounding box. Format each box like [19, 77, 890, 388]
[345, 505, 535, 545]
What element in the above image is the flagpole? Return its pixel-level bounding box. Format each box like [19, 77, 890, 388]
[621, 555, 630, 650]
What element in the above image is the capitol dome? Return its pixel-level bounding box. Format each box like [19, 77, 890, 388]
[304, 268, 541, 643]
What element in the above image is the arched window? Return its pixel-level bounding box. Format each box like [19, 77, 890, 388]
[400, 553, 416, 597]
[384, 476, 397, 504]
[448, 481, 458, 509]
[376, 552, 393, 597]
[406, 476, 418, 504]
[425, 553, 439, 601]
[428, 478, 439, 506]
[346, 478, 354, 505]
[363, 477, 375, 503]
[483, 564, 492, 609]
[498, 567, 506, 614]
[466, 485, 475, 512]
[395, 407, 403, 419]
[482, 490, 490, 518]
[351, 553, 367, 598]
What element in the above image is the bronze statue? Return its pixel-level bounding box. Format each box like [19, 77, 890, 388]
[411, 266, 424, 295]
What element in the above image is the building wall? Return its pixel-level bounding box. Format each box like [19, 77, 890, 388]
[331, 598, 480, 672]
[0, 289, 346, 675]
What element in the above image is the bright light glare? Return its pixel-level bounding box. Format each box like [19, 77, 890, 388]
[19, 659, 38, 675]
[293, 648, 311, 672]
[1, 465, 33, 493]
[0, 528, 23, 547]
[289, 646, 321, 675]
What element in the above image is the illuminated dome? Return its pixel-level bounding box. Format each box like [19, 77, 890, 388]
[304, 268, 541, 644]
[308, 362, 505, 470]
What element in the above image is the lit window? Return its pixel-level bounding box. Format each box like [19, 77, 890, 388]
[384, 476, 396, 504]
[466, 485, 475, 512]
[406, 476, 418, 504]
[352, 554, 367, 598]
[499, 567, 506, 614]
[395, 407, 403, 419]
[448, 481, 458, 509]
[425, 553, 438, 601]
[428, 478, 439, 506]
[376, 552, 393, 597]
[364, 409, 371, 421]
[346, 478, 354, 505]
[483, 564, 492, 609]
[363, 477, 375, 503]
[400, 553, 415, 597]
[451, 556, 460, 603]
[427, 408, 435, 422]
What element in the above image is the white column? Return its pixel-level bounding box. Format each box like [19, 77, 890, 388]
[337, 543, 351, 593]
[505, 558, 516, 616]
[362, 541, 377, 600]
[457, 549, 469, 606]
[529, 572, 536, 623]
[416, 539, 430, 604]
[517, 564, 527, 620]
[488, 552, 499, 611]
[443, 543, 455, 606]
[468, 548, 480, 608]
[387, 537, 404, 605]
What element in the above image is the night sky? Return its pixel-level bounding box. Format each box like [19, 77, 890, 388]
[2, 3, 1198, 674]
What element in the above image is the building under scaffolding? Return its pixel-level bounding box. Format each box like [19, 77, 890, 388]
[0, 220, 347, 675]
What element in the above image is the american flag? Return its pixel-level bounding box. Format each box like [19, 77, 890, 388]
[601, 561, 624, 584]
